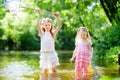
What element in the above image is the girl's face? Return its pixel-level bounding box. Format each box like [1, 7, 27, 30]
[43, 22, 52, 31]
[79, 31, 88, 39]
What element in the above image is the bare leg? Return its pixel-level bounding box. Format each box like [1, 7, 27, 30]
[44, 69, 48, 74]
[52, 67, 57, 73]
[75, 70, 82, 80]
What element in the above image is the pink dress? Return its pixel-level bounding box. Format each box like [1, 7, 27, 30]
[74, 41, 92, 73]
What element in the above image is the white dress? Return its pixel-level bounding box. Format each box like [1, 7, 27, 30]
[40, 32, 60, 69]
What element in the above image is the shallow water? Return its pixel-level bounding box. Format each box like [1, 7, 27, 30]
[0, 51, 120, 80]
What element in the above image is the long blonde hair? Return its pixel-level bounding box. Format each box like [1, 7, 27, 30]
[75, 27, 92, 45]
[41, 18, 54, 38]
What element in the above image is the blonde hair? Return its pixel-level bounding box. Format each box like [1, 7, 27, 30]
[41, 17, 54, 38]
[75, 27, 92, 45]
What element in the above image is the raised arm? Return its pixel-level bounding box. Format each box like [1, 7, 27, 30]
[53, 12, 61, 34]
[36, 9, 43, 35]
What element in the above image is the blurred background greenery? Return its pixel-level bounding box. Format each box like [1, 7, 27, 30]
[0, 0, 120, 63]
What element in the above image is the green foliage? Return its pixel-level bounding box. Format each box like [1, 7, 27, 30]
[0, 7, 6, 19]
[106, 46, 120, 63]
[0, 8, 40, 50]
[19, 29, 40, 50]
[0, 27, 4, 37]
[94, 24, 120, 62]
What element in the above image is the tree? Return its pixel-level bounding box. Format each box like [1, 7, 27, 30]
[100, 0, 120, 24]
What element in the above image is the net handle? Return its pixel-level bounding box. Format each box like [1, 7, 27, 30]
[20, 5, 54, 14]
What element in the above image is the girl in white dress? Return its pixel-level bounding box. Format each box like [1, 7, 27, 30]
[36, 9, 61, 74]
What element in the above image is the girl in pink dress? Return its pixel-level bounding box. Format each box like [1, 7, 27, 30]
[36, 9, 61, 74]
[70, 27, 92, 80]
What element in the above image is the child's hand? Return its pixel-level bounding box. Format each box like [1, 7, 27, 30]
[35, 8, 40, 14]
[70, 58, 74, 63]
[54, 12, 59, 17]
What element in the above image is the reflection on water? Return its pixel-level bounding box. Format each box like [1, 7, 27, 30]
[0, 61, 98, 80]
[40, 74, 61, 80]
[39, 73, 98, 80]
[74, 73, 98, 80]
[0, 52, 120, 80]
[0, 61, 34, 80]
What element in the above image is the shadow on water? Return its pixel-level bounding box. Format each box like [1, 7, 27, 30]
[0, 51, 120, 80]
